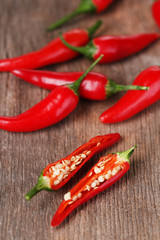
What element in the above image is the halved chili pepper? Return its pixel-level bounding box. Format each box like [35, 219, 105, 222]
[0, 20, 101, 72]
[25, 133, 121, 200]
[100, 66, 160, 123]
[11, 69, 149, 100]
[59, 33, 160, 63]
[47, 0, 113, 31]
[152, 0, 160, 28]
[51, 146, 136, 227]
[0, 56, 102, 132]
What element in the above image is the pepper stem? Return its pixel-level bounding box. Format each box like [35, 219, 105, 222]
[68, 55, 103, 95]
[87, 20, 102, 38]
[118, 146, 137, 163]
[46, 0, 96, 31]
[59, 33, 96, 60]
[25, 172, 51, 201]
[106, 79, 149, 97]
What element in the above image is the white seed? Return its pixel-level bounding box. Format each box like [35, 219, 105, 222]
[65, 166, 70, 171]
[71, 156, 76, 161]
[61, 168, 68, 173]
[97, 142, 101, 146]
[75, 161, 82, 166]
[94, 180, 100, 186]
[51, 166, 56, 172]
[98, 175, 105, 183]
[100, 166, 104, 171]
[68, 201, 73, 205]
[88, 172, 92, 177]
[54, 169, 60, 176]
[63, 174, 69, 179]
[112, 168, 118, 176]
[81, 154, 86, 159]
[57, 172, 64, 181]
[75, 157, 82, 163]
[72, 195, 78, 202]
[116, 165, 121, 171]
[75, 155, 81, 160]
[54, 180, 60, 185]
[56, 163, 63, 169]
[64, 192, 71, 201]
[78, 192, 82, 198]
[108, 170, 112, 175]
[91, 182, 96, 188]
[85, 185, 91, 191]
[86, 151, 91, 156]
[70, 164, 76, 170]
[49, 168, 52, 173]
[104, 173, 111, 180]
[64, 160, 71, 165]
[94, 166, 101, 174]
[94, 187, 98, 190]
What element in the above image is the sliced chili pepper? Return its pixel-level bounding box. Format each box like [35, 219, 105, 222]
[25, 133, 121, 200]
[0, 56, 102, 132]
[47, 0, 113, 31]
[0, 21, 101, 72]
[59, 33, 160, 63]
[152, 0, 160, 28]
[51, 146, 136, 227]
[11, 69, 149, 100]
[100, 66, 160, 123]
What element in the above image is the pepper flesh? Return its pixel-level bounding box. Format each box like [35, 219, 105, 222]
[47, 0, 113, 31]
[152, 0, 160, 28]
[60, 33, 160, 63]
[11, 69, 149, 100]
[51, 146, 136, 227]
[0, 56, 103, 132]
[100, 66, 160, 123]
[0, 21, 101, 72]
[25, 133, 121, 200]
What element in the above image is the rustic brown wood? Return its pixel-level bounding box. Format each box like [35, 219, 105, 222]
[0, 0, 159, 239]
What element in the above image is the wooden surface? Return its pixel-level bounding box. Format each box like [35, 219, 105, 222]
[0, 0, 160, 239]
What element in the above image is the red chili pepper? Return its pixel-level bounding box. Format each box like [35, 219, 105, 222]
[0, 21, 101, 72]
[51, 146, 136, 227]
[25, 133, 121, 200]
[11, 69, 149, 100]
[60, 33, 160, 63]
[100, 66, 160, 123]
[152, 0, 160, 28]
[0, 56, 102, 132]
[47, 0, 113, 31]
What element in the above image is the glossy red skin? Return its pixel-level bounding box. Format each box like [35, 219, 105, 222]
[11, 69, 108, 100]
[51, 159, 129, 227]
[0, 86, 79, 132]
[0, 29, 89, 72]
[93, 33, 160, 63]
[100, 66, 160, 123]
[92, 0, 114, 12]
[152, 0, 160, 28]
[43, 133, 121, 190]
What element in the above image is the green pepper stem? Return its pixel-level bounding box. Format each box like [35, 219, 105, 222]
[46, 0, 96, 31]
[118, 146, 137, 163]
[68, 54, 103, 94]
[25, 172, 51, 201]
[87, 20, 102, 38]
[106, 79, 149, 97]
[59, 33, 96, 60]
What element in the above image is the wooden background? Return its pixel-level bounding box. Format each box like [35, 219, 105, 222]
[0, 0, 159, 239]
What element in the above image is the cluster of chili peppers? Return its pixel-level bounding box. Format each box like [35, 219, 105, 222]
[0, 0, 160, 229]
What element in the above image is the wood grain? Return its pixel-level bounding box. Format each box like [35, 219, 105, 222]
[0, 0, 159, 239]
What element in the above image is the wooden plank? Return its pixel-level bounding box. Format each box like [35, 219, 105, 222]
[0, 0, 159, 239]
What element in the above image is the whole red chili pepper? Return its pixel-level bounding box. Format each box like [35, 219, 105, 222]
[47, 0, 113, 31]
[152, 0, 160, 28]
[51, 146, 136, 227]
[11, 69, 149, 100]
[100, 66, 160, 123]
[0, 21, 101, 72]
[25, 133, 121, 200]
[59, 33, 160, 63]
[0, 55, 102, 132]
